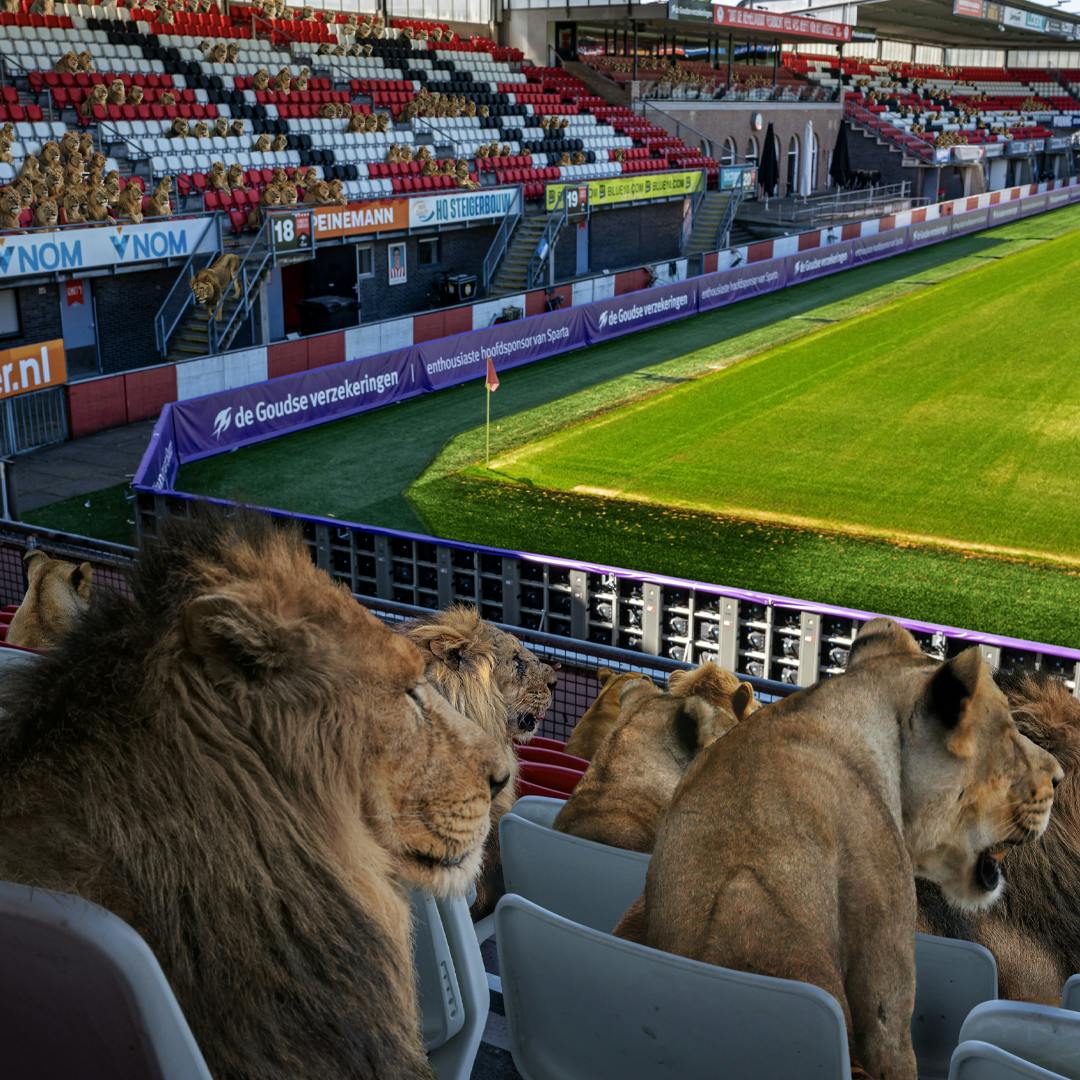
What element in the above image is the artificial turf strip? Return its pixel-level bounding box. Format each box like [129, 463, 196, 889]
[21, 484, 136, 548]
[163, 203, 1080, 647]
[497, 227, 1080, 567]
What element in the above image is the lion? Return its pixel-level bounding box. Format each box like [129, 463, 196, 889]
[272, 133, 288, 151]
[55, 51, 80, 74]
[159, 90, 175, 107]
[230, 119, 245, 137]
[192, 120, 210, 139]
[79, 83, 108, 119]
[565, 668, 652, 760]
[77, 50, 94, 73]
[0, 187, 20, 231]
[116, 183, 143, 224]
[33, 199, 59, 228]
[61, 190, 86, 225]
[554, 664, 757, 852]
[128, 83, 145, 106]
[0, 511, 506, 1080]
[253, 68, 270, 91]
[207, 162, 228, 191]
[190, 252, 241, 321]
[85, 184, 112, 224]
[107, 79, 126, 106]
[918, 671, 1080, 1004]
[404, 605, 556, 917]
[6, 551, 92, 650]
[252, 133, 272, 151]
[618, 618, 1062, 1080]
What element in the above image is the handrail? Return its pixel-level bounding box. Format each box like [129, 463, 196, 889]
[153, 214, 224, 356]
[96, 118, 150, 161]
[208, 215, 273, 355]
[678, 184, 707, 256]
[526, 192, 569, 290]
[716, 186, 743, 250]
[481, 195, 522, 293]
[635, 99, 714, 159]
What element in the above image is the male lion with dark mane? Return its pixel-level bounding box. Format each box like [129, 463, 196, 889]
[619, 618, 1061, 1080]
[554, 663, 758, 852]
[0, 513, 506, 1080]
[918, 670, 1080, 1004]
[403, 605, 556, 917]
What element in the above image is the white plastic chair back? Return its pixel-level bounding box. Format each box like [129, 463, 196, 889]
[914, 933, 998, 1079]
[0, 881, 212, 1080]
[500, 809, 648, 933]
[411, 892, 487, 1080]
[949, 1040, 1069, 1079]
[960, 1000, 1080, 1078]
[508, 795, 563, 828]
[495, 894, 852, 1080]
[1061, 974, 1080, 1013]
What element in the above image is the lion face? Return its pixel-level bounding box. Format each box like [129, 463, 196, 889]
[404, 606, 556, 749]
[190, 272, 215, 303]
[849, 620, 1062, 911]
[0, 188, 20, 217]
[175, 521, 504, 898]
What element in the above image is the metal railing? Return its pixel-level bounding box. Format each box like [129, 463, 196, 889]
[752, 182, 925, 227]
[635, 99, 714, 159]
[716, 185, 744, 250]
[526, 194, 569, 289]
[153, 214, 225, 357]
[0, 388, 68, 456]
[207, 215, 274, 356]
[481, 198, 522, 293]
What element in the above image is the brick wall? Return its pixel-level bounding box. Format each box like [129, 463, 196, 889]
[94, 269, 181, 375]
[3, 283, 62, 349]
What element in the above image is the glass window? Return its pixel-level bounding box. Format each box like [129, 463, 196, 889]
[721, 137, 736, 167]
[745, 136, 758, 165]
[0, 291, 18, 338]
[418, 238, 440, 266]
[357, 245, 374, 278]
[786, 135, 798, 194]
[810, 134, 820, 193]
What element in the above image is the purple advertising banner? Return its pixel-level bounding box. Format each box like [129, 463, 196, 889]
[133, 404, 178, 490]
[949, 207, 991, 235]
[419, 306, 585, 392]
[580, 279, 698, 343]
[1019, 194, 1048, 215]
[908, 218, 953, 247]
[988, 201, 1022, 225]
[696, 261, 787, 311]
[172, 347, 419, 461]
[852, 226, 911, 265]
[785, 241, 856, 284]
[1046, 187, 1078, 210]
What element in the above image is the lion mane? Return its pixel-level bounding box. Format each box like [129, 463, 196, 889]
[918, 671, 1080, 1003]
[403, 605, 555, 916]
[0, 512, 504, 1080]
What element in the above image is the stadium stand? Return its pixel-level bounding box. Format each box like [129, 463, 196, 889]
[785, 54, 1079, 162]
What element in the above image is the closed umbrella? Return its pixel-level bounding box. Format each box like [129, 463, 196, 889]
[758, 122, 779, 199]
[830, 123, 853, 189]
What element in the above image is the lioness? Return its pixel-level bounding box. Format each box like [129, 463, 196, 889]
[623, 618, 1061, 1080]
[554, 663, 757, 853]
[564, 667, 653, 760]
[190, 252, 241, 321]
[7, 550, 92, 650]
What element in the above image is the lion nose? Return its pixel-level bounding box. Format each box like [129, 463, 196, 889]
[490, 772, 510, 799]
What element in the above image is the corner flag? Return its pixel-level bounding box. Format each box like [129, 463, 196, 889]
[485, 356, 500, 392]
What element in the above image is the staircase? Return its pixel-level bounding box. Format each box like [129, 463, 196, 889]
[489, 215, 549, 296]
[684, 191, 735, 256]
[561, 61, 631, 106]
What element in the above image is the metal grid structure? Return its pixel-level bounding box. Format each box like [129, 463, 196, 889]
[0, 388, 69, 457]
[135, 491, 1080, 698]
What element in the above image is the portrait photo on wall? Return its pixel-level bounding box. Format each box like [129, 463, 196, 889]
[388, 242, 407, 286]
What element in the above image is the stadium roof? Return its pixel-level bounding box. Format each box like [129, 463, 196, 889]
[752, 0, 1080, 47]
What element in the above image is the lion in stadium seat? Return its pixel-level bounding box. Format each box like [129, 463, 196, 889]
[564, 667, 653, 760]
[6, 550, 92, 650]
[190, 252, 241, 321]
[403, 605, 556, 917]
[620, 619, 1061, 1080]
[0, 512, 505, 1080]
[917, 671, 1080, 1004]
[554, 663, 755, 852]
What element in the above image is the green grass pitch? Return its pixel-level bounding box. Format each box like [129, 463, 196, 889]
[30, 204, 1080, 648]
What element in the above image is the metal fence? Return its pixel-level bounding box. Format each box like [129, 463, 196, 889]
[133, 492, 1080, 698]
[0, 388, 69, 456]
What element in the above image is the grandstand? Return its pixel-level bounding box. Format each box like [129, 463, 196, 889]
[2, 0, 1080, 1075]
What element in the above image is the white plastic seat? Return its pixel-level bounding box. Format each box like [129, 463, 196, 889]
[949, 1042, 1068, 1079]
[0, 881, 212, 1080]
[496, 895, 852, 1080]
[500, 800, 649, 934]
[958, 1001, 1080, 1077]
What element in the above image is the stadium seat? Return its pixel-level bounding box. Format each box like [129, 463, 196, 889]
[957, 1001, 1080, 1077]
[913, 934, 998, 1080]
[1060, 974, 1080, 1012]
[412, 891, 487, 1080]
[948, 1042, 1069, 1079]
[0, 880, 212, 1080]
[500, 801, 649, 932]
[495, 894, 853, 1080]
[515, 745, 588, 771]
[517, 761, 582, 796]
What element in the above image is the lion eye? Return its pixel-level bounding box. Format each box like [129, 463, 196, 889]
[514, 656, 527, 676]
[407, 686, 426, 713]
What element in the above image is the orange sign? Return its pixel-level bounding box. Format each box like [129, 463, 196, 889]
[0, 339, 67, 401]
[310, 199, 409, 240]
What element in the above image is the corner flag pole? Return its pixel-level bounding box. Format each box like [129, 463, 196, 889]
[484, 354, 499, 467]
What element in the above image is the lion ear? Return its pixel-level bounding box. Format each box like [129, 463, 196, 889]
[672, 696, 720, 757]
[847, 617, 923, 668]
[70, 561, 93, 600]
[731, 681, 759, 721]
[926, 647, 987, 757]
[23, 549, 49, 581]
[182, 591, 304, 684]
